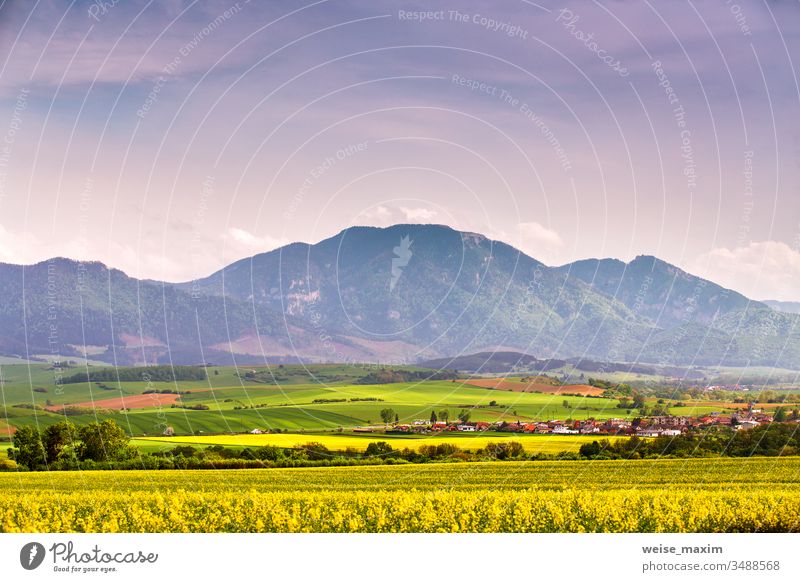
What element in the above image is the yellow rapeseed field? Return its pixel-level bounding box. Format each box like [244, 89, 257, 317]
[133, 433, 606, 453]
[1, 458, 798, 533]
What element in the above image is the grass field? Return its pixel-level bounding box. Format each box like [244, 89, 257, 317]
[133, 432, 610, 453]
[0, 363, 782, 437]
[1, 458, 798, 532]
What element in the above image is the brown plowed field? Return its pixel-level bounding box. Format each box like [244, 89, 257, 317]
[46, 393, 181, 411]
[464, 378, 604, 396]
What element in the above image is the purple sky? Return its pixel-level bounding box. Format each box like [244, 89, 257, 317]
[0, 0, 798, 300]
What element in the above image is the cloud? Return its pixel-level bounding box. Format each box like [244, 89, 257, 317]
[691, 241, 800, 302]
[0, 224, 196, 281]
[355, 205, 440, 226]
[225, 227, 288, 254]
[0, 225, 47, 264]
[399, 206, 438, 222]
[475, 221, 564, 263]
[356, 205, 394, 226]
[518, 221, 564, 250]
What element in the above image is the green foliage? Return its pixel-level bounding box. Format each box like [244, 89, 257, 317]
[43, 422, 78, 465]
[578, 424, 800, 460]
[10, 425, 46, 470]
[62, 366, 206, 385]
[483, 441, 525, 459]
[365, 442, 396, 457]
[78, 420, 131, 462]
[356, 369, 459, 384]
[294, 442, 331, 461]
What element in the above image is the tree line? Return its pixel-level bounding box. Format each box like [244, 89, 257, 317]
[8, 420, 132, 470]
[6, 419, 800, 472]
[61, 365, 206, 385]
[579, 423, 800, 460]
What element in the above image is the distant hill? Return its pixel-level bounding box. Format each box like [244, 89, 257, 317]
[419, 352, 566, 374]
[0, 224, 798, 368]
[419, 350, 705, 378]
[763, 300, 800, 314]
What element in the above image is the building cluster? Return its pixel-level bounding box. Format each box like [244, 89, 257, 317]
[362, 408, 788, 437]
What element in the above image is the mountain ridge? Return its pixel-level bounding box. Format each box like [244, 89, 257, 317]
[0, 224, 797, 368]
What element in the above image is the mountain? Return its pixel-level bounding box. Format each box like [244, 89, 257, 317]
[181, 224, 652, 364]
[555, 255, 761, 327]
[1, 224, 798, 368]
[763, 300, 800, 314]
[0, 258, 391, 365]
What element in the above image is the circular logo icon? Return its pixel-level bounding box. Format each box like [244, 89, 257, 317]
[20, 542, 46, 570]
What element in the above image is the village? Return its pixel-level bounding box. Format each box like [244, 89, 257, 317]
[340, 405, 788, 438]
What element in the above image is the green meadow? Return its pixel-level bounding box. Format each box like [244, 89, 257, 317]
[0, 363, 734, 438]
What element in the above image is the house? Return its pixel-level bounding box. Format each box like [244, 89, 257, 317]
[250, 428, 263, 435]
[660, 429, 682, 436]
[552, 425, 578, 435]
[457, 424, 476, 432]
[736, 420, 760, 430]
[637, 429, 661, 438]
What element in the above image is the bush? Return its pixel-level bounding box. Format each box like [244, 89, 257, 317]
[0, 459, 19, 471]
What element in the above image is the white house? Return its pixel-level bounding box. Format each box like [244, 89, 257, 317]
[637, 429, 661, 438]
[660, 429, 682, 436]
[737, 420, 760, 430]
[552, 425, 578, 435]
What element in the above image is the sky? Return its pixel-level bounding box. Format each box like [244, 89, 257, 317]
[0, 0, 798, 301]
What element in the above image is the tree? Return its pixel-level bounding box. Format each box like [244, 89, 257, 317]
[429, 410, 437, 423]
[380, 408, 396, 424]
[10, 425, 46, 470]
[486, 441, 525, 460]
[295, 442, 330, 461]
[457, 409, 471, 423]
[43, 421, 78, 464]
[394, 413, 399, 424]
[579, 440, 602, 458]
[774, 407, 788, 422]
[439, 410, 449, 423]
[632, 391, 646, 410]
[365, 441, 395, 457]
[562, 400, 570, 409]
[77, 420, 131, 462]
